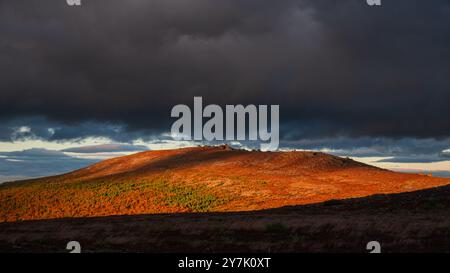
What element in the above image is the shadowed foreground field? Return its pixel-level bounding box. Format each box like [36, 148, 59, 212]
[1, 185, 449, 253]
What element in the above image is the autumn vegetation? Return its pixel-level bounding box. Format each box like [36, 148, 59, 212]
[1, 145, 450, 222]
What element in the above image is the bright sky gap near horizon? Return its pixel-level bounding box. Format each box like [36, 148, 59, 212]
[1, 0, 450, 182]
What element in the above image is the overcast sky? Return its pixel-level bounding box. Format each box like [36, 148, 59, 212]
[1, 0, 450, 180]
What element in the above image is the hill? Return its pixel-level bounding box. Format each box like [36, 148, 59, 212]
[1, 145, 449, 222]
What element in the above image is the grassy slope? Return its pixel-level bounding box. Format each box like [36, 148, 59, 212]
[1, 145, 450, 222]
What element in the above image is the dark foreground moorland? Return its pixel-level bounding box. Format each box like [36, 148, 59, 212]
[0, 184, 449, 253]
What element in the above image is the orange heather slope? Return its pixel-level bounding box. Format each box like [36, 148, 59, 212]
[1, 145, 450, 222]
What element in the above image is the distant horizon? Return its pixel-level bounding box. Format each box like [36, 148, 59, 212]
[2, 142, 450, 183]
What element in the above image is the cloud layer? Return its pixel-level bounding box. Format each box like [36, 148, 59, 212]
[1, 0, 450, 140]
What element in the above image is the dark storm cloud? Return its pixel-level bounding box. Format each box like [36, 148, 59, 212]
[281, 137, 450, 156]
[0, 0, 450, 140]
[276, 136, 450, 165]
[0, 116, 165, 142]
